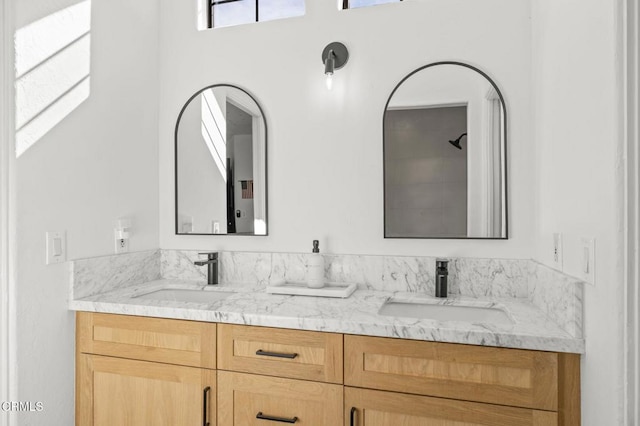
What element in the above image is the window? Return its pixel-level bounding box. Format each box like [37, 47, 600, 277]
[208, 0, 305, 29]
[342, 0, 402, 9]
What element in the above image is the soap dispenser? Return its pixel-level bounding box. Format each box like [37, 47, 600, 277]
[307, 240, 325, 289]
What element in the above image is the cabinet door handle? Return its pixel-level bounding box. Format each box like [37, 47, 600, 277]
[350, 407, 357, 426]
[202, 386, 211, 426]
[255, 349, 298, 359]
[256, 412, 299, 423]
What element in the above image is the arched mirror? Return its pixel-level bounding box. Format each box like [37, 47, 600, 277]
[384, 62, 507, 239]
[175, 85, 267, 235]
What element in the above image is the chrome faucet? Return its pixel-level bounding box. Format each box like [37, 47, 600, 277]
[194, 252, 219, 285]
[435, 259, 448, 298]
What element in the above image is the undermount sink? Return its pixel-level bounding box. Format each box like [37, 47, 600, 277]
[379, 300, 514, 325]
[134, 289, 233, 303]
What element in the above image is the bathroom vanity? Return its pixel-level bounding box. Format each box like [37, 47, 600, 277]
[70, 250, 584, 425]
[76, 312, 579, 426]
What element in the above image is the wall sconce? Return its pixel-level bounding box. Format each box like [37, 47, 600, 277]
[322, 42, 349, 90]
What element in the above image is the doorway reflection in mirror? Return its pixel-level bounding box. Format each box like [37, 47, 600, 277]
[176, 85, 267, 236]
[384, 63, 507, 239]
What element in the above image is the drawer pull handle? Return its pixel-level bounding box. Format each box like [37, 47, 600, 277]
[256, 349, 298, 359]
[350, 407, 357, 426]
[202, 386, 211, 426]
[256, 412, 298, 423]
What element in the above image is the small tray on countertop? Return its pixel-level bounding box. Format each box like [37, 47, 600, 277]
[266, 281, 357, 298]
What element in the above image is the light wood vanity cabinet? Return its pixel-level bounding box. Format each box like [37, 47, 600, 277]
[77, 355, 215, 426]
[217, 323, 343, 383]
[76, 313, 580, 426]
[218, 371, 343, 425]
[344, 387, 559, 426]
[217, 324, 344, 425]
[76, 312, 217, 368]
[76, 313, 217, 426]
[344, 335, 580, 426]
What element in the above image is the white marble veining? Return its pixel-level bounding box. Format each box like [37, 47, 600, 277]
[221, 251, 275, 284]
[160, 250, 532, 295]
[160, 250, 207, 281]
[450, 258, 530, 298]
[69, 249, 585, 352]
[528, 261, 584, 338]
[326, 254, 433, 292]
[69, 279, 584, 353]
[70, 249, 160, 299]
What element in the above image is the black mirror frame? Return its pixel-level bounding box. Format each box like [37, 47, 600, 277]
[382, 61, 508, 240]
[174, 84, 268, 236]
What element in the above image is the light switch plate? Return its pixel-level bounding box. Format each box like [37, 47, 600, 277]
[552, 232, 563, 271]
[580, 237, 596, 285]
[46, 231, 66, 265]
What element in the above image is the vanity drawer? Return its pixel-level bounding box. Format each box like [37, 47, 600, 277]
[76, 312, 217, 369]
[345, 387, 558, 426]
[217, 324, 343, 383]
[344, 334, 559, 411]
[218, 371, 343, 426]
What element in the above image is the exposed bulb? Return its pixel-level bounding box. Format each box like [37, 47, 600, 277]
[325, 73, 333, 90]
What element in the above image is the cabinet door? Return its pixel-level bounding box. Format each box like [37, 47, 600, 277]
[77, 354, 215, 426]
[218, 371, 343, 425]
[77, 312, 217, 369]
[345, 387, 557, 426]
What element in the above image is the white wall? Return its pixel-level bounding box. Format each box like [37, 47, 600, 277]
[158, 0, 534, 257]
[13, 0, 159, 424]
[532, 1, 624, 424]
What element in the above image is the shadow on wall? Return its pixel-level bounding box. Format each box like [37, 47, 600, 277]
[14, 0, 91, 157]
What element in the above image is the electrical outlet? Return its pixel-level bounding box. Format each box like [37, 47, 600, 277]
[114, 218, 131, 254]
[115, 237, 129, 254]
[552, 233, 563, 271]
[580, 237, 596, 285]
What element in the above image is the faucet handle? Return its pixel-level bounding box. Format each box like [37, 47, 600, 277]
[198, 252, 218, 260]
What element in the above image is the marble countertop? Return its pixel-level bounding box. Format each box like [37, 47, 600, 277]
[68, 279, 584, 354]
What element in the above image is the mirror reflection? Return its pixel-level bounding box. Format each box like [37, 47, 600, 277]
[384, 63, 507, 239]
[175, 85, 267, 235]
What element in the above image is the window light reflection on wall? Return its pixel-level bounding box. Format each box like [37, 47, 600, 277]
[14, 0, 92, 157]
